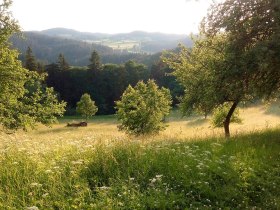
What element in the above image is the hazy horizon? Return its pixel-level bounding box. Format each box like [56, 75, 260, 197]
[11, 0, 217, 35]
[25, 27, 191, 35]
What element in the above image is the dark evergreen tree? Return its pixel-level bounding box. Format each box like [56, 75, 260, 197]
[57, 53, 70, 71]
[88, 50, 102, 71]
[24, 46, 38, 71]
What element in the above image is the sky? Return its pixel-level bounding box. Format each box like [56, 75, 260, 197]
[11, 0, 215, 35]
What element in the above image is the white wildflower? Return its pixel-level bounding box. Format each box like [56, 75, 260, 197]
[45, 170, 53, 174]
[99, 186, 110, 190]
[25, 206, 39, 210]
[42, 193, 49, 198]
[156, 174, 163, 179]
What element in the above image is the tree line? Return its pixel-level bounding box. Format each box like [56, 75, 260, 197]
[24, 47, 183, 115]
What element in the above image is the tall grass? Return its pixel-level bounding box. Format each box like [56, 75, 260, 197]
[0, 128, 279, 209]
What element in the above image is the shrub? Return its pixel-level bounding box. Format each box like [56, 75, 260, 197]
[212, 103, 242, 127]
[115, 80, 172, 135]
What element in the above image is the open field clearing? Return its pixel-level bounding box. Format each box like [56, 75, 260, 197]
[7, 102, 279, 145]
[93, 40, 140, 51]
[0, 103, 279, 209]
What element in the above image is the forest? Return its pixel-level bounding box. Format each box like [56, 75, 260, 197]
[23, 47, 183, 115]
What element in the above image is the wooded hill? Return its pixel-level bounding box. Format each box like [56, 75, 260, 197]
[10, 28, 192, 66]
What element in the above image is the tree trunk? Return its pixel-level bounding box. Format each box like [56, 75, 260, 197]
[223, 100, 239, 138]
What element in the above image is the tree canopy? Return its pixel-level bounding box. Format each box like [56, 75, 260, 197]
[164, 0, 280, 137]
[116, 80, 172, 136]
[0, 0, 66, 131]
[76, 93, 98, 120]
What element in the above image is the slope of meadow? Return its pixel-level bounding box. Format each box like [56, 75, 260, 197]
[0, 103, 279, 209]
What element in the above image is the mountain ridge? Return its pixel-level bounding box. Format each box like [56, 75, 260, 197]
[10, 27, 193, 66]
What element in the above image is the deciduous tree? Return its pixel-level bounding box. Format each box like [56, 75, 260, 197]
[0, 0, 66, 131]
[76, 93, 98, 120]
[116, 80, 172, 136]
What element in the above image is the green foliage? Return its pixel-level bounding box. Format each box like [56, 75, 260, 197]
[116, 80, 172, 135]
[202, 0, 280, 99]
[1, 128, 279, 209]
[76, 93, 98, 120]
[57, 53, 70, 71]
[24, 46, 38, 71]
[164, 0, 280, 137]
[88, 50, 102, 71]
[212, 103, 242, 127]
[0, 1, 66, 131]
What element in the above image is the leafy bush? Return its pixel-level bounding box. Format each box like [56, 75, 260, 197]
[76, 93, 98, 120]
[212, 103, 242, 127]
[115, 80, 172, 135]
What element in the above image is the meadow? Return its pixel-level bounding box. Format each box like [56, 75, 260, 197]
[0, 103, 279, 209]
[92, 40, 140, 52]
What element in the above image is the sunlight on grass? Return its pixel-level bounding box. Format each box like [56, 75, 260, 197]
[0, 103, 279, 209]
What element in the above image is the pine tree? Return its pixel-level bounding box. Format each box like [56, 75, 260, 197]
[57, 53, 70, 71]
[88, 50, 102, 71]
[24, 46, 38, 71]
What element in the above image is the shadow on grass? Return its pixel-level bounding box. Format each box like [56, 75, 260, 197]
[58, 115, 117, 124]
[36, 126, 82, 134]
[186, 118, 209, 126]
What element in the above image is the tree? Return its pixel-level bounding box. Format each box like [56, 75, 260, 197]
[76, 93, 98, 120]
[150, 59, 184, 106]
[164, 0, 280, 138]
[115, 80, 172, 136]
[164, 35, 251, 138]
[24, 46, 38, 71]
[88, 50, 102, 71]
[202, 0, 280, 99]
[0, 1, 66, 131]
[57, 53, 70, 71]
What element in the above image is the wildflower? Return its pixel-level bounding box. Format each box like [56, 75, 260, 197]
[129, 177, 135, 181]
[42, 193, 49, 198]
[25, 206, 39, 210]
[150, 178, 157, 184]
[156, 174, 163, 179]
[71, 160, 83, 165]
[99, 186, 110, 190]
[45, 170, 52, 174]
[30, 182, 42, 188]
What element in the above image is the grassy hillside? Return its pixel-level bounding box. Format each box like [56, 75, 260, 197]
[0, 104, 279, 209]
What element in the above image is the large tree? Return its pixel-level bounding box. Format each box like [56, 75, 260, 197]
[0, 0, 66, 131]
[164, 0, 280, 137]
[202, 0, 280, 99]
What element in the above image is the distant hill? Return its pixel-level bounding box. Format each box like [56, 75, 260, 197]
[40, 28, 192, 54]
[11, 32, 114, 66]
[10, 28, 193, 66]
